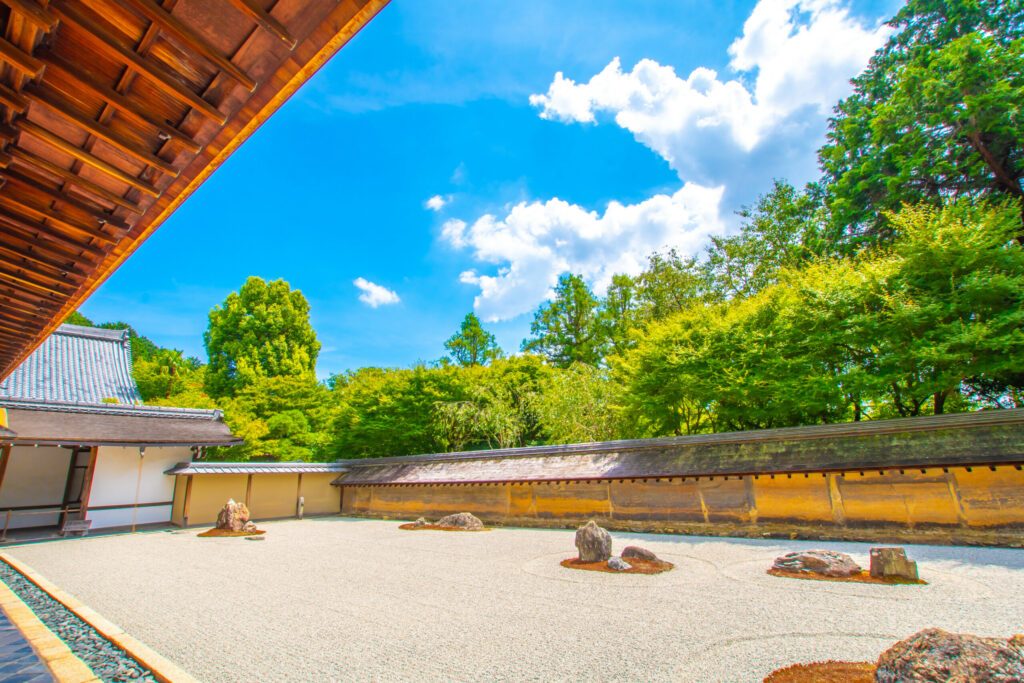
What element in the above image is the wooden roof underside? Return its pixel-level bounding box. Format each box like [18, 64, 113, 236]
[0, 0, 388, 378]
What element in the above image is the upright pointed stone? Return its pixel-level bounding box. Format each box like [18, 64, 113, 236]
[575, 520, 612, 562]
[870, 547, 919, 581]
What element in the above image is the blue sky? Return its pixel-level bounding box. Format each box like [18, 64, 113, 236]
[79, 0, 901, 378]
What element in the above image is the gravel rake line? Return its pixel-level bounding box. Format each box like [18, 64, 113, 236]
[0, 560, 158, 683]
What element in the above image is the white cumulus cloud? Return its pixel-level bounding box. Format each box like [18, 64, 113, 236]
[353, 278, 401, 308]
[445, 0, 890, 321]
[529, 0, 889, 192]
[443, 184, 725, 321]
[425, 194, 449, 211]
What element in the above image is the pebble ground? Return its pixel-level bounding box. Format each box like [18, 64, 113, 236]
[5, 518, 1024, 682]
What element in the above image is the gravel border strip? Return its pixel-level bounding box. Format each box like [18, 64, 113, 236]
[0, 558, 156, 683]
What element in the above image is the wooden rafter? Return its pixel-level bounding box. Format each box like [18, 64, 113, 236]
[225, 0, 297, 48]
[50, 1, 228, 124]
[0, 0, 58, 33]
[7, 146, 142, 213]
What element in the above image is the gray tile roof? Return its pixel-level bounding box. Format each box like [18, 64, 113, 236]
[165, 461, 348, 475]
[0, 324, 142, 405]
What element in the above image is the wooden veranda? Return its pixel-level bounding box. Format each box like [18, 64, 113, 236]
[0, 0, 388, 379]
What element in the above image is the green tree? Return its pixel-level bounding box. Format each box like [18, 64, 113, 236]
[597, 274, 640, 357]
[704, 180, 825, 297]
[820, 0, 1024, 247]
[133, 349, 202, 401]
[444, 312, 503, 366]
[634, 249, 709, 322]
[534, 364, 621, 443]
[522, 274, 604, 367]
[204, 277, 320, 398]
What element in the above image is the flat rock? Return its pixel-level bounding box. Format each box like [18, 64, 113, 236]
[435, 512, 484, 530]
[575, 520, 612, 562]
[412, 517, 429, 527]
[244, 536, 265, 542]
[622, 546, 658, 561]
[607, 556, 631, 571]
[771, 549, 861, 577]
[876, 628, 1024, 682]
[870, 547, 919, 581]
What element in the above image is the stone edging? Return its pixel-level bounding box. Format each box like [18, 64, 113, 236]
[0, 578, 98, 683]
[0, 553, 199, 683]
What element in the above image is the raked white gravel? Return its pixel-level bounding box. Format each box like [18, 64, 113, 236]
[5, 518, 1023, 682]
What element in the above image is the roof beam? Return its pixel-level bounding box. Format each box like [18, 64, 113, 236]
[0, 0, 58, 33]
[225, 0, 297, 48]
[0, 35, 44, 78]
[23, 86, 179, 176]
[50, 1, 228, 125]
[7, 147, 142, 214]
[0, 82, 27, 114]
[39, 52, 202, 154]
[18, 118, 161, 197]
[0, 221, 98, 266]
[0, 191, 119, 245]
[0, 206, 108, 258]
[120, 0, 257, 92]
[0, 167, 130, 230]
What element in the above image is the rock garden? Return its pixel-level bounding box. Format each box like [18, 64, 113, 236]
[197, 499, 266, 538]
[766, 628, 1024, 682]
[768, 546, 924, 585]
[560, 520, 674, 574]
[398, 512, 488, 531]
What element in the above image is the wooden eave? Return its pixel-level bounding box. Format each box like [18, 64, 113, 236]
[0, 0, 390, 379]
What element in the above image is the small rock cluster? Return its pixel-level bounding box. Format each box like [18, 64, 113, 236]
[772, 549, 862, 577]
[216, 499, 257, 533]
[435, 512, 484, 530]
[876, 628, 1024, 682]
[0, 561, 157, 682]
[574, 520, 661, 571]
[771, 546, 921, 581]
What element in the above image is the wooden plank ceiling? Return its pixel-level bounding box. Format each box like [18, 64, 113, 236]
[0, 0, 388, 379]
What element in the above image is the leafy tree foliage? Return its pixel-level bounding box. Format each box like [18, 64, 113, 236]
[522, 274, 604, 366]
[204, 276, 320, 398]
[821, 0, 1024, 246]
[444, 312, 503, 366]
[533, 363, 621, 444]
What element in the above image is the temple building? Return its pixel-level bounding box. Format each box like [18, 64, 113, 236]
[0, 323, 237, 536]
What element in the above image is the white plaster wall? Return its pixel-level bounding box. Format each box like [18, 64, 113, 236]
[86, 446, 191, 529]
[0, 446, 72, 529]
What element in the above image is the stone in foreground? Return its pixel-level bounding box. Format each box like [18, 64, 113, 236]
[875, 628, 1024, 682]
[412, 517, 429, 527]
[771, 549, 861, 577]
[435, 512, 484, 530]
[870, 547, 919, 581]
[622, 546, 658, 561]
[575, 520, 612, 562]
[215, 499, 251, 532]
[607, 557, 631, 571]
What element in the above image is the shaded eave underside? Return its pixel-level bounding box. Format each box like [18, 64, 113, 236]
[0, 0, 390, 379]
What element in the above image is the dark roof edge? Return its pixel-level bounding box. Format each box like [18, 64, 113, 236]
[13, 438, 242, 448]
[0, 398, 225, 420]
[337, 409, 1024, 468]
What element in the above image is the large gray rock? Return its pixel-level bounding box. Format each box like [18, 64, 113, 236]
[435, 512, 484, 530]
[876, 628, 1024, 682]
[575, 520, 612, 562]
[607, 557, 631, 571]
[215, 499, 250, 532]
[622, 546, 658, 562]
[870, 547, 919, 581]
[772, 549, 861, 577]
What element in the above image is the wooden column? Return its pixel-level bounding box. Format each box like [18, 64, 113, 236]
[78, 447, 99, 521]
[295, 473, 303, 519]
[0, 444, 11, 501]
[182, 475, 193, 527]
[245, 474, 253, 509]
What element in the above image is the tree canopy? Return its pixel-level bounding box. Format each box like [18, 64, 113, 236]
[444, 312, 503, 366]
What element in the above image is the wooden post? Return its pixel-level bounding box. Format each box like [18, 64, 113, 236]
[130, 448, 145, 533]
[0, 444, 11, 501]
[78, 447, 99, 522]
[182, 475, 193, 527]
[296, 473, 303, 519]
[245, 474, 253, 509]
[828, 473, 847, 526]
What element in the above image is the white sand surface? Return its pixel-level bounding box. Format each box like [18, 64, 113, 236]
[5, 518, 1023, 682]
